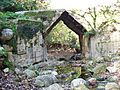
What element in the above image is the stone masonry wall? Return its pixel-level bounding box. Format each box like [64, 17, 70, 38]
[14, 32, 48, 65]
[89, 30, 120, 58]
[13, 10, 64, 65]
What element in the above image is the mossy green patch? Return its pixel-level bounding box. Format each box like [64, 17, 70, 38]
[17, 20, 44, 40]
[24, 11, 56, 22]
[24, 11, 56, 29]
[55, 64, 81, 82]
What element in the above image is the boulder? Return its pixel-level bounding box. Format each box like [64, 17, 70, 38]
[114, 61, 120, 69]
[86, 78, 98, 89]
[107, 76, 119, 82]
[3, 68, 9, 73]
[1, 28, 13, 41]
[45, 83, 64, 90]
[97, 85, 105, 90]
[23, 69, 37, 78]
[107, 61, 120, 73]
[15, 68, 22, 75]
[34, 75, 58, 87]
[71, 84, 89, 90]
[71, 78, 87, 90]
[107, 66, 117, 73]
[105, 82, 120, 90]
[39, 70, 58, 76]
[97, 81, 107, 90]
[28, 64, 39, 70]
[93, 64, 107, 76]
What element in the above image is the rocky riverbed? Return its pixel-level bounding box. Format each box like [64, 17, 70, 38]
[0, 55, 120, 90]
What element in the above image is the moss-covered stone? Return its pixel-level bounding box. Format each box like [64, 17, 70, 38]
[55, 64, 81, 82]
[24, 11, 56, 29]
[93, 63, 107, 77]
[24, 11, 56, 22]
[17, 20, 44, 40]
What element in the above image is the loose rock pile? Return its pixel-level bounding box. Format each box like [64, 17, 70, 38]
[0, 54, 120, 90]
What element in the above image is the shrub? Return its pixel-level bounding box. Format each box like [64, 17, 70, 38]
[0, 47, 13, 69]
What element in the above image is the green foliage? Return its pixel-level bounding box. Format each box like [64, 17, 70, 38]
[0, 0, 49, 12]
[0, 12, 20, 20]
[56, 64, 73, 74]
[46, 21, 80, 48]
[17, 0, 38, 10]
[0, 0, 15, 11]
[0, 12, 28, 31]
[0, 47, 8, 57]
[0, 0, 25, 12]
[16, 0, 49, 11]
[84, 30, 96, 37]
[72, 67, 81, 79]
[3, 58, 13, 70]
[0, 47, 13, 69]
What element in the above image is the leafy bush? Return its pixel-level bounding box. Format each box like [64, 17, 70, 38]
[0, 0, 49, 12]
[0, 47, 13, 69]
[46, 21, 80, 49]
[3, 58, 13, 70]
[0, 0, 24, 12]
[0, 12, 28, 31]
[0, 47, 7, 57]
